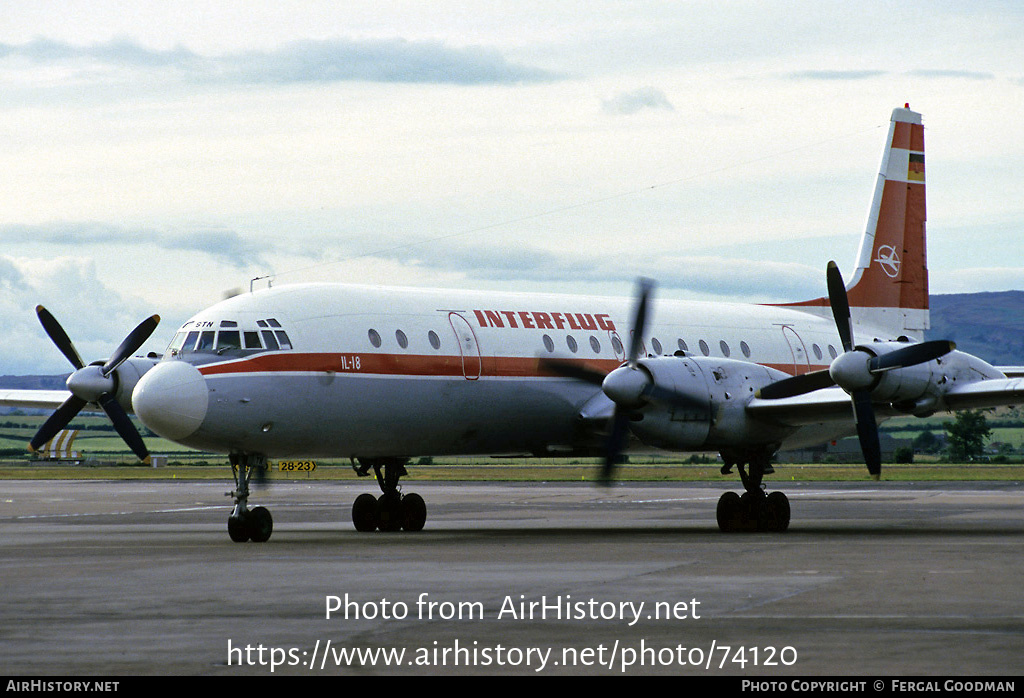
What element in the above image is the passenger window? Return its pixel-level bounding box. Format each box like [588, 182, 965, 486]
[197, 331, 216, 352]
[368, 329, 382, 348]
[720, 340, 730, 357]
[611, 336, 624, 356]
[396, 330, 408, 349]
[740, 341, 751, 358]
[261, 330, 280, 351]
[243, 331, 262, 349]
[699, 340, 710, 356]
[590, 336, 601, 353]
[812, 344, 823, 361]
[542, 335, 555, 353]
[428, 331, 441, 350]
[678, 339, 688, 353]
[217, 331, 241, 352]
[275, 331, 293, 350]
[651, 338, 662, 355]
[566, 335, 578, 353]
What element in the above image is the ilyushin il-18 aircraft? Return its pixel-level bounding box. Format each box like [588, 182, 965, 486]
[3, 106, 1022, 541]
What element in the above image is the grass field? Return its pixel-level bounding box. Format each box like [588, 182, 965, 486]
[2, 412, 1022, 482]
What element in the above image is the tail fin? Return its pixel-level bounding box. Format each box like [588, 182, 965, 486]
[785, 105, 929, 338]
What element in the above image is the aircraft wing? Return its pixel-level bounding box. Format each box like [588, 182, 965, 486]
[747, 378, 1024, 427]
[997, 366, 1024, 379]
[746, 387, 859, 426]
[0, 389, 72, 411]
[939, 377, 1024, 411]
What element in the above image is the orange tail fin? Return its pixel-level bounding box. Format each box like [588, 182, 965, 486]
[785, 105, 929, 338]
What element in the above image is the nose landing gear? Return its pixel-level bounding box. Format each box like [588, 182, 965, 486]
[227, 453, 273, 543]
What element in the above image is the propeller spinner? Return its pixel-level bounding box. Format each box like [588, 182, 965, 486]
[29, 306, 160, 463]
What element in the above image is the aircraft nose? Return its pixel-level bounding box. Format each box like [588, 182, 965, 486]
[132, 361, 209, 441]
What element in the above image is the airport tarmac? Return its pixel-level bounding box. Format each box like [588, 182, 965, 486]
[0, 479, 1022, 676]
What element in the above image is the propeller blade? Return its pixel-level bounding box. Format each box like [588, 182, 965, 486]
[29, 395, 88, 453]
[36, 306, 85, 370]
[756, 369, 836, 399]
[538, 358, 607, 386]
[627, 278, 654, 366]
[600, 408, 631, 484]
[869, 340, 956, 373]
[102, 314, 161, 376]
[852, 391, 881, 478]
[98, 393, 150, 463]
[826, 262, 854, 352]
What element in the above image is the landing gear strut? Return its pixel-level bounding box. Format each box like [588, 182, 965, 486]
[227, 453, 273, 543]
[716, 450, 789, 533]
[351, 458, 427, 532]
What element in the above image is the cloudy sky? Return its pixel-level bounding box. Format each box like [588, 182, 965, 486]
[2, 1, 1023, 374]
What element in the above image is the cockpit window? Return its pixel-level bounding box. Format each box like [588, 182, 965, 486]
[166, 320, 294, 359]
[197, 331, 216, 352]
[216, 331, 241, 352]
[261, 330, 280, 351]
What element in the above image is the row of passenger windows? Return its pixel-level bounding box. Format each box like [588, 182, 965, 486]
[364, 326, 837, 363]
[539, 334, 755, 359]
[367, 328, 443, 351]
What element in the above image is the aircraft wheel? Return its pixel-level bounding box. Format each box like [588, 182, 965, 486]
[248, 506, 273, 543]
[401, 493, 427, 532]
[228, 514, 250, 543]
[764, 492, 790, 533]
[716, 491, 742, 532]
[377, 493, 403, 532]
[352, 493, 379, 532]
[738, 491, 762, 532]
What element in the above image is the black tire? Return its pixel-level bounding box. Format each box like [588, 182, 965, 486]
[228, 514, 250, 543]
[716, 491, 742, 532]
[764, 492, 791, 533]
[400, 493, 427, 532]
[376, 493, 403, 532]
[352, 493, 379, 532]
[249, 506, 273, 543]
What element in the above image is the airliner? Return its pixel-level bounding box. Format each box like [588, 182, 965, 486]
[3, 106, 1022, 541]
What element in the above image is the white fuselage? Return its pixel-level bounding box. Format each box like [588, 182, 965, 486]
[133, 282, 866, 460]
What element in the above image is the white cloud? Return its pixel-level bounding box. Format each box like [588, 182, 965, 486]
[0, 256, 165, 375]
[602, 87, 674, 115]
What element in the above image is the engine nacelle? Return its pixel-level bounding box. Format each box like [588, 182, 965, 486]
[626, 355, 792, 451]
[853, 341, 937, 403]
[115, 357, 160, 414]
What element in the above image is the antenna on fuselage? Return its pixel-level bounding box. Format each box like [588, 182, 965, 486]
[250, 275, 274, 293]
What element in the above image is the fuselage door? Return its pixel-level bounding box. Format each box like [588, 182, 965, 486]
[448, 312, 482, 380]
[780, 325, 811, 376]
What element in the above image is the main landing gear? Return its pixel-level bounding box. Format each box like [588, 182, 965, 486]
[351, 458, 427, 533]
[716, 450, 790, 533]
[227, 453, 273, 543]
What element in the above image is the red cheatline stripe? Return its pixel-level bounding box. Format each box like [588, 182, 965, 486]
[195, 352, 828, 380]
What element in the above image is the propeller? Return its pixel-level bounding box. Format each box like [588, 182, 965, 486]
[29, 306, 160, 463]
[757, 262, 954, 479]
[542, 278, 706, 483]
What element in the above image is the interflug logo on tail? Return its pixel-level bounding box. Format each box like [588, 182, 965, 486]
[874, 245, 901, 278]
